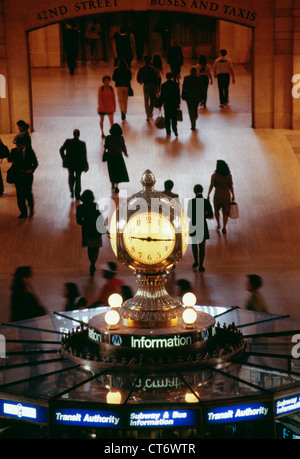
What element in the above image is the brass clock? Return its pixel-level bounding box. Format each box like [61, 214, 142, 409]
[109, 170, 189, 328]
[122, 211, 176, 266]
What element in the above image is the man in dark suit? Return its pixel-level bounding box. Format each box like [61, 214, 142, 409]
[182, 67, 204, 130]
[187, 184, 213, 272]
[9, 137, 38, 218]
[159, 73, 181, 137]
[60, 129, 89, 200]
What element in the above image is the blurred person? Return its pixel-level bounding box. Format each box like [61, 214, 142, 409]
[8, 137, 38, 218]
[64, 282, 87, 311]
[98, 75, 116, 138]
[161, 179, 179, 199]
[76, 189, 104, 276]
[196, 54, 213, 108]
[85, 17, 101, 61]
[207, 160, 235, 234]
[10, 266, 46, 322]
[103, 123, 129, 193]
[62, 21, 79, 75]
[158, 72, 180, 137]
[59, 129, 89, 200]
[0, 138, 9, 195]
[13, 120, 31, 147]
[245, 275, 268, 313]
[95, 262, 124, 306]
[137, 55, 159, 121]
[113, 26, 135, 68]
[176, 279, 194, 298]
[167, 41, 183, 81]
[112, 58, 132, 121]
[188, 184, 213, 272]
[182, 67, 203, 130]
[213, 49, 235, 108]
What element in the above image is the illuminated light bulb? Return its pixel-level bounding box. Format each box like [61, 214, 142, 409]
[182, 307, 197, 328]
[106, 390, 122, 404]
[182, 292, 196, 307]
[105, 309, 120, 329]
[185, 392, 199, 403]
[108, 293, 123, 308]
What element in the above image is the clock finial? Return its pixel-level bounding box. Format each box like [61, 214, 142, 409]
[141, 169, 156, 190]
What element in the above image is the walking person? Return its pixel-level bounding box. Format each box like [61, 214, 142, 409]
[112, 58, 132, 121]
[103, 123, 129, 193]
[196, 55, 213, 108]
[13, 120, 31, 147]
[76, 189, 104, 277]
[207, 160, 235, 234]
[245, 275, 268, 313]
[59, 129, 89, 200]
[85, 18, 101, 61]
[187, 184, 213, 272]
[113, 26, 135, 68]
[158, 73, 180, 137]
[62, 21, 80, 75]
[0, 138, 9, 195]
[137, 55, 159, 121]
[213, 49, 235, 108]
[152, 54, 163, 93]
[167, 40, 183, 82]
[182, 67, 203, 131]
[97, 75, 116, 138]
[10, 266, 46, 322]
[8, 137, 38, 219]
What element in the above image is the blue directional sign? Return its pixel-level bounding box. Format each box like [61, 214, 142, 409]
[53, 408, 121, 428]
[0, 399, 48, 424]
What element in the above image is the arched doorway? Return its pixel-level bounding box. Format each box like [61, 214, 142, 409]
[28, 11, 253, 130]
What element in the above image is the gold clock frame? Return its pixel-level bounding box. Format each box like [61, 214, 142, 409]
[110, 170, 189, 328]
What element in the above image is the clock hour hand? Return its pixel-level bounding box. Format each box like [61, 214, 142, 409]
[130, 236, 174, 242]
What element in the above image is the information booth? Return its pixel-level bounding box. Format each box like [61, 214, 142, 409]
[1, 305, 300, 439]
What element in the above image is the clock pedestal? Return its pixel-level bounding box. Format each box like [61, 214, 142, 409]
[120, 272, 184, 328]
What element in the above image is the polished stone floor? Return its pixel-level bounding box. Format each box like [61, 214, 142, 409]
[1, 58, 300, 324]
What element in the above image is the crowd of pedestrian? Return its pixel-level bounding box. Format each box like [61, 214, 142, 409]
[1, 35, 269, 322]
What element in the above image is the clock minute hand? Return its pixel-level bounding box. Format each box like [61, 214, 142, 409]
[130, 236, 174, 242]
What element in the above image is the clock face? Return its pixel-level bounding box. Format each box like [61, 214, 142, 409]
[122, 212, 176, 265]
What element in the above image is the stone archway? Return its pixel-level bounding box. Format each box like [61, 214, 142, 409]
[1, 0, 299, 133]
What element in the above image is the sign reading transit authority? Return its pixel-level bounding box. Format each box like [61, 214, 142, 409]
[0, 399, 48, 424]
[206, 402, 271, 424]
[129, 409, 199, 428]
[88, 326, 215, 348]
[275, 394, 300, 417]
[53, 408, 121, 428]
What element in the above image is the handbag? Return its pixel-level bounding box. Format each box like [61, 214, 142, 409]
[229, 202, 239, 219]
[6, 165, 17, 184]
[155, 111, 165, 129]
[177, 108, 183, 121]
[102, 150, 108, 162]
[128, 85, 134, 97]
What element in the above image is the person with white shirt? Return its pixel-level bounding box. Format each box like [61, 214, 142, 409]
[213, 49, 235, 108]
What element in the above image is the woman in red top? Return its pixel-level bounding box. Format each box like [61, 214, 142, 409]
[98, 75, 116, 138]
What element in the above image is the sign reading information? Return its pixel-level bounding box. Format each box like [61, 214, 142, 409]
[275, 395, 300, 417]
[129, 409, 199, 428]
